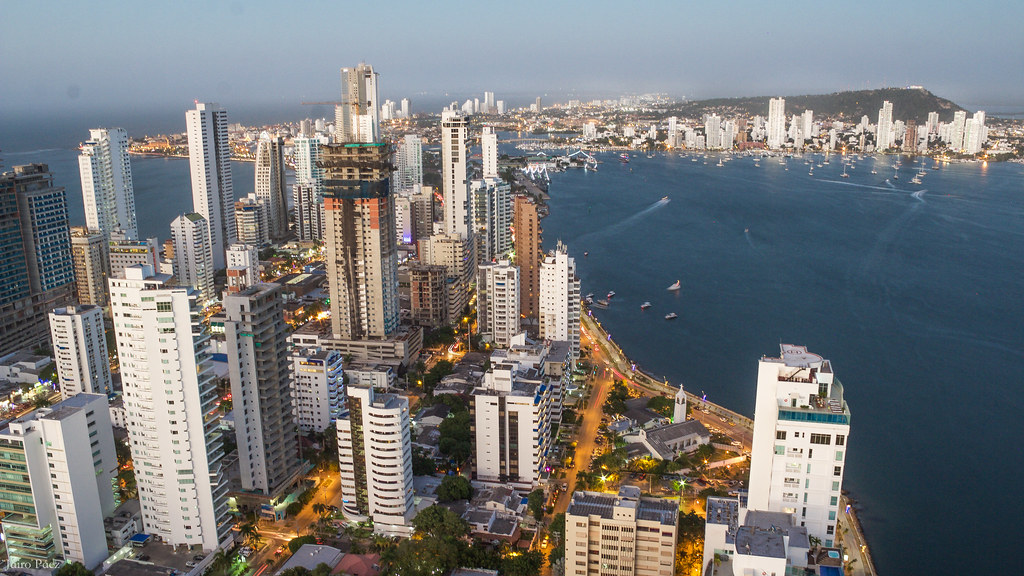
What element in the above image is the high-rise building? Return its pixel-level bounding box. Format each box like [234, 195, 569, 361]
[293, 134, 329, 193]
[0, 164, 75, 356]
[481, 126, 498, 179]
[802, 109, 814, 141]
[948, 110, 968, 151]
[471, 339, 559, 487]
[747, 344, 850, 547]
[337, 383, 414, 536]
[705, 114, 722, 149]
[48, 305, 111, 399]
[0, 394, 117, 570]
[109, 265, 230, 550]
[470, 177, 512, 266]
[254, 132, 288, 239]
[477, 260, 520, 348]
[535, 96, 542, 112]
[335, 63, 380, 143]
[927, 111, 940, 134]
[496, 100, 505, 115]
[171, 213, 215, 303]
[420, 232, 474, 326]
[69, 227, 108, 307]
[408, 184, 435, 247]
[234, 194, 270, 247]
[393, 134, 423, 193]
[79, 128, 137, 241]
[403, 263, 448, 327]
[107, 232, 159, 280]
[291, 347, 344, 434]
[513, 195, 541, 326]
[321, 142, 400, 341]
[223, 284, 301, 497]
[400, 98, 410, 119]
[539, 241, 580, 359]
[293, 182, 324, 242]
[963, 111, 987, 154]
[225, 243, 260, 294]
[483, 91, 495, 114]
[564, 486, 678, 576]
[876, 100, 894, 151]
[186, 102, 235, 269]
[441, 109, 470, 237]
[767, 98, 786, 149]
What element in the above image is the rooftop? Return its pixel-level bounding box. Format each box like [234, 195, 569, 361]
[566, 486, 678, 526]
[734, 524, 786, 559]
[276, 544, 344, 574]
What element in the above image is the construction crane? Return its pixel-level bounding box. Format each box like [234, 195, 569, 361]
[300, 101, 342, 106]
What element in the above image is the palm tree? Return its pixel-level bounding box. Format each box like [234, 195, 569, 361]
[204, 549, 231, 576]
[311, 502, 328, 522]
[239, 521, 262, 548]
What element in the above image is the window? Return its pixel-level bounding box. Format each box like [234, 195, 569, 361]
[835, 450, 844, 461]
[830, 496, 838, 506]
[774, 445, 785, 455]
[834, 466, 842, 476]
[827, 525, 834, 535]
[835, 434, 845, 446]
[832, 481, 840, 491]
[776, 430, 786, 440]
[810, 433, 831, 445]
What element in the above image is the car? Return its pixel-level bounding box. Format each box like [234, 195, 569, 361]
[193, 555, 205, 561]
[275, 546, 286, 556]
[185, 561, 198, 568]
[239, 547, 254, 558]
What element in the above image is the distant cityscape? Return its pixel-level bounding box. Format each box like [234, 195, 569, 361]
[8, 61, 1011, 576]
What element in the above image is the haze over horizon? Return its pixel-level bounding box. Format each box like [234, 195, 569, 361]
[2, 0, 1022, 121]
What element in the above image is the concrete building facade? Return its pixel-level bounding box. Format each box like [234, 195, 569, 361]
[48, 305, 112, 399]
[186, 102, 235, 269]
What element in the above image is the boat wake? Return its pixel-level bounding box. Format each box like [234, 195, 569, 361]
[884, 179, 897, 189]
[3, 147, 67, 156]
[575, 198, 670, 243]
[744, 228, 757, 250]
[819, 179, 904, 194]
[911, 189, 927, 202]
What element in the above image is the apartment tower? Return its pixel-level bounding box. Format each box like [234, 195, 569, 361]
[48, 305, 112, 399]
[78, 127, 137, 240]
[186, 102, 235, 268]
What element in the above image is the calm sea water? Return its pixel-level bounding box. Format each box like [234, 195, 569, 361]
[538, 151, 1023, 575]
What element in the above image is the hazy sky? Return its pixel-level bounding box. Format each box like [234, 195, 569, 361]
[2, 0, 1022, 117]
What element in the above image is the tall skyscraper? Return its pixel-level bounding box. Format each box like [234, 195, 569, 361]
[477, 260, 520, 348]
[292, 182, 324, 241]
[321, 143, 400, 341]
[234, 194, 270, 247]
[79, 127, 137, 240]
[109, 265, 230, 551]
[470, 177, 512, 267]
[539, 241, 581, 359]
[948, 110, 968, 151]
[293, 134, 328, 192]
[0, 164, 74, 356]
[393, 134, 423, 192]
[337, 383, 414, 536]
[225, 243, 260, 293]
[335, 63, 380, 143]
[927, 111, 940, 134]
[400, 98, 410, 119]
[254, 132, 288, 239]
[48, 305, 112, 399]
[565, 486, 678, 576]
[420, 232, 474, 326]
[291, 347, 344, 434]
[802, 109, 814, 141]
[224, 284, 301, 497]
[747, 344, 850, 547]
[0, 394, 117, 570]
[767, 97, 786, 149]
[513, 195, 541, 326]
[69, 227, 108, 307]
[171, 213, 215, 303]
[963, 111, 987, 154]
[876, 100, 894, 151]
[483, 91, 495, 114]
[441, 108, 470, 237]
[186, 102, 235, 269]
[481, 126, 499, 179]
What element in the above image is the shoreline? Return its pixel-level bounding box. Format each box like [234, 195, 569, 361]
[579, 301, 876, 574]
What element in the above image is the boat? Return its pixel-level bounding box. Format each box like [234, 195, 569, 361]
[871, 169, 877, 174]
[716, 159, 724, 167]
[661, 195, 669, 201]
[584, 252, 589, 257]
[607, 291, 616, 298]
[593, 300, 610, 309]
[665, 313, 678, 320]
[620, 153, 630, 163]
[640, 302, 652, 310]
[667, 280, 680, 291]
[585, 293, 594, 299]
[841, 164, 849, 178]
[910, 176, 922, 184]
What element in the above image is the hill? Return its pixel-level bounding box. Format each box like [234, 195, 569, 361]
[668, 88, 965, 123]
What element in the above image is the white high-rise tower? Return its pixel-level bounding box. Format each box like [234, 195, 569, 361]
[441, 108, 470, 237]
[477, 260, 520, 348]
[186, 102, 235, 269]
[876, 100, 894, 151]
[171, 213, 215, 303]
[482, 126, 499, 179]
[336, 63, 380, 143]
[767, 98, 786, 149]
[539, 241, 581, 359]
[78, 127, 137, 240]
[254, 132, 288, 239]
[747, 344, 850, 547]
[48, 305, 112, 399]
[109, 265, 230, 551]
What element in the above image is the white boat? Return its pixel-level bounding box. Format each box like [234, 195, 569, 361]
[665, 313, 678, 320]
[667, 280, 681, 291]
[640, 302, 652, 310]
[607, 291, 616, 298]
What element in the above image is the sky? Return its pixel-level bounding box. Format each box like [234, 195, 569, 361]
[2, 0, 1023, 121]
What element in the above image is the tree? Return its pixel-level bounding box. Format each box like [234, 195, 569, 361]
[411, 505, 470, 540]
[694, 443, 715, 463]
[204, 549, 232, 576]
[501, 550, 545, 576]
[285, 501, 303, 517]
[436, 474, 473, 502]
[527, 489, 546, 520]
[288, 534, 317, 553]
[412, 449, 437, 476]
[239, 521, 262, 548]
[602, 380, 629, 416]
[55, 562, 92, 576]
[549, 512, 566, 540]
[646, 396, 673, 417]
[32, 395, 52, 409]
[278, 568, 312, 576]
[438, 410, 472, 463]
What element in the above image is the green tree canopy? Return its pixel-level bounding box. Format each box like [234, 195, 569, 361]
[55, 562, 92, 576]
[438, 410, 473, 462]
[527, 489, 546, 520]
[436, 474, 473, 502]
[287, 534, 317, 553]
[411, 505, 470, 540]
[602, 380, 630, 416]
[646, 395, 673, 417]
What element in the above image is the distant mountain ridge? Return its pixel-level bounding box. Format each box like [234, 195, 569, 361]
[669, 87, 966, 123]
